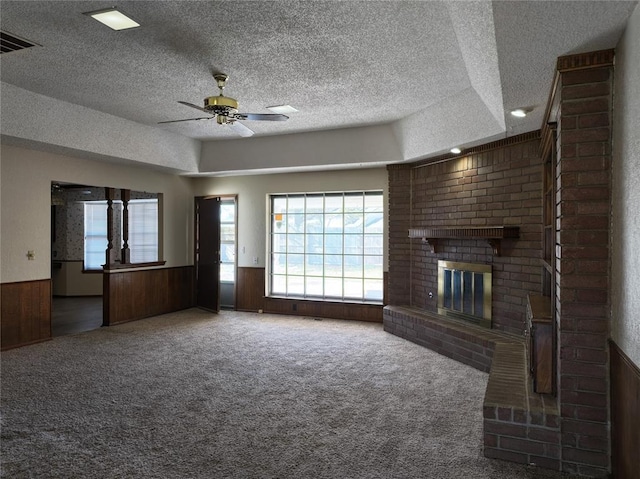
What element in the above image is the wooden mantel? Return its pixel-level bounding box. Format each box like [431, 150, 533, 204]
[408, 226, 520, 256]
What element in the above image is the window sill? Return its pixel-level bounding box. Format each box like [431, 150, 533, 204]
[102, 261, 166, 271]
[268, 295, 383, 306]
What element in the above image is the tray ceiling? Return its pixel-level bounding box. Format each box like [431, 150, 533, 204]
[0, 1, 637, 172]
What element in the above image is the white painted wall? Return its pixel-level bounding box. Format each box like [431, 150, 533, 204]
[0, 145, 194, 283]
[199, 124, 401, 175]
[191, 168, 388, 269]
[1, 82, 201, 174]
[392, 88, 505, 162]
[52, 262, 102, 296]
[447, 1, 505, 129]
[612, 2, 640, 366]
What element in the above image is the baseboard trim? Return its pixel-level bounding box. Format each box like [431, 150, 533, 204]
[1, 337, 51, 351]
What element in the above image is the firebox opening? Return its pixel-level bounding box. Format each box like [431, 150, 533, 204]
[437, 261, 492, 328]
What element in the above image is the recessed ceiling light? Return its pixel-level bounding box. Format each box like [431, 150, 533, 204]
[450, 147, 462, 154]
[85, 8, 140, 31]
[510, 109, 528, 118]
[266, 104, 298, 114]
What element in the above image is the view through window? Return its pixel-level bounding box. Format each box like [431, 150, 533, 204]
[220, 199, 236, 282]
[269, 191, 383, 302]
[128, 199, 158, 263]
[83, 199, 158, 269]
[84, 201, 110, 270]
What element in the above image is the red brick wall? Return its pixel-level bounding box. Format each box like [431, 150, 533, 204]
[555, 63, 613, 477]
[388, 135, 543, 335]
[386, 50, 615, 477]
[387, 166, 412, 306]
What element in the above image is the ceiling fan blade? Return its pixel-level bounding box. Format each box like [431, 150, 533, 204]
[228, 121, 254, 137]
[178, 101, 210, 114]
[158, 116, 213, 124]
[235, 113, 289, 121]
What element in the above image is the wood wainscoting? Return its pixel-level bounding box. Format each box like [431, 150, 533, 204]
[610, 340, 640, 479]
[237, 267, 265, 312]
[103, 266, 195, 326]
[1, 279, 52, 350]
[265, 297, 382, 322]
[236, 267, 383, 322]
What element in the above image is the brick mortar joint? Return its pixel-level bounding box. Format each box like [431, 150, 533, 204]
[485, 417, 561, 432]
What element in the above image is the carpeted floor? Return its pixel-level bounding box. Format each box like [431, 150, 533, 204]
[1, 309, 575, 478]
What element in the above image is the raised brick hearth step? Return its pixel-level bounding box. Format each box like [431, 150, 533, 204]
[383, 305, 561, 470]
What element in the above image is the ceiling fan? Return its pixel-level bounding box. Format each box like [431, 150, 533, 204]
[158, 73, 289, 137]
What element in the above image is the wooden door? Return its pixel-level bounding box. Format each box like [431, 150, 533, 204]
[195, 196, 221, 312]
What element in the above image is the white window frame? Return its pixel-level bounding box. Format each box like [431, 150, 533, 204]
[83, 201, 111, 270]
[219, 198, 236, 283]
[268, 191, 384, 303]
[83, 198, 159, 269]
[128, 199, 159, 263]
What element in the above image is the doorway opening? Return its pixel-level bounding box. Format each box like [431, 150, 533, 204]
[51, 183, 104, 336]
[219, 198, 237, 309]
[195, 195, 237, 312]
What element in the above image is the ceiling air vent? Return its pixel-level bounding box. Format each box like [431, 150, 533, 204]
[0, 31, 39, 55]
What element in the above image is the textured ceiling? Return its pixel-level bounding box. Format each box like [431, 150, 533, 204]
[0, 0, 637, 172]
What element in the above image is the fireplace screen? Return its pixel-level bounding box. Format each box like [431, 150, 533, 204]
[437, 261, 492, 328]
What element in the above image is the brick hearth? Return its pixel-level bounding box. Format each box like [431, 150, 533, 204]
[384, 306, 560, 469]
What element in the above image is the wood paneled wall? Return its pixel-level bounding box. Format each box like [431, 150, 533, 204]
[265, 297, 382, 322]
[610, 341, 640, 479]
[103, 266, 195, 326]
[236, 267, 383, 322]
[1, 279, 51, 350]
[236, 267, 266, 312]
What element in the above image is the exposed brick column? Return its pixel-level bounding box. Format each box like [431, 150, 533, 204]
[555, 50, 614, 477]
[387, 164, 412, 306]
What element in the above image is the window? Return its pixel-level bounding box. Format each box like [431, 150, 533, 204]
[84, 201, 109, 270]
[128, 199, 158, 263]
[269, 191, 383, 302]
[220, 199, 236, 282]
[83, 198, 158, 269]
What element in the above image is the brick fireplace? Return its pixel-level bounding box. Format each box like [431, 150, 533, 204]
[388, 133, 542, 336]
[437, 260, 492, 328]
[384, 47, 616, 479]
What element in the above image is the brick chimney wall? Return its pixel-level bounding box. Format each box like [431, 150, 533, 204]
[554, 55, 614, 477]
[386, 50, 616, 477]
[387, 135, 543, 335]
[387, 166, 412, 306]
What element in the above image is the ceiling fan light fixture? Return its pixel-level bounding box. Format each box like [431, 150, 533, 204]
[204, 95, 239, 113]
[267, 104, 298, 115]
[162, 74, 288, 137]
[85, 8, 140, 31]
